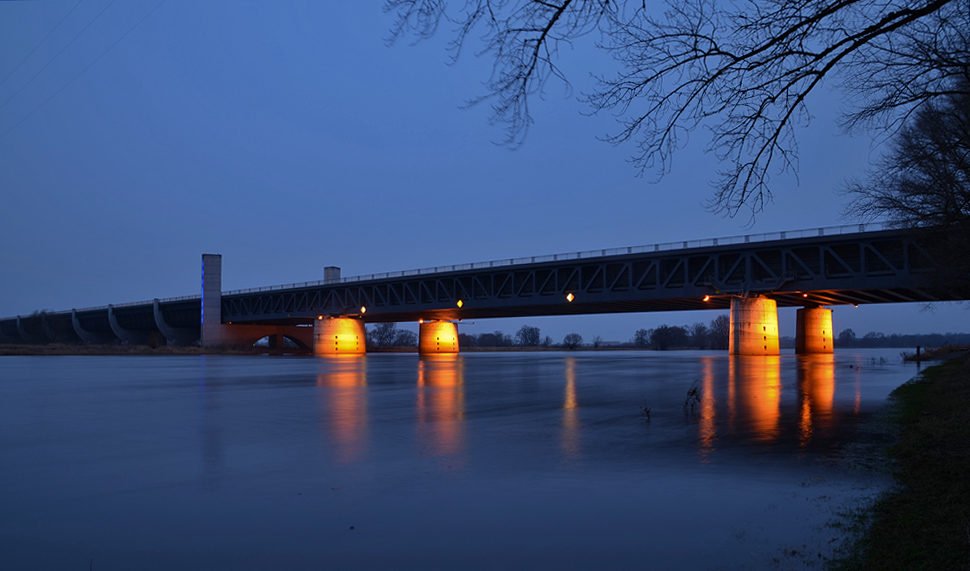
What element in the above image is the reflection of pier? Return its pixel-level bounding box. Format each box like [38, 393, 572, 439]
[699, 357, 717, 460]
[417, 355, 465, 456]
[316, 357, 368, 463]
[731, 356, 782, 442]
[562, 358, 580, 462]
[196, 358, 226, 488]
[797, 354, 835, 446]
[697, 355, 839, 454]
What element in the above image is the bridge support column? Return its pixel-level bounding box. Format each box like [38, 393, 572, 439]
[729, 296, 779, 356]
[795, 306, 833, 354]
[202, 254, 223, 348]
[154, 299, 200, 346]
[108, 305, 150, 345]
[41, 314, 81, 344]
[314, 318, 366, 356]
[419, 320, 459, 355]
[72, 309, 116, 344]
[16, 316, 48, 344]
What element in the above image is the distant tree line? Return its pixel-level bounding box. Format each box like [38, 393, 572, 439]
[835, 329, 970, 349]
[631, 315, 730, 351]
[368, 318, 734, 350]
[460, 325, 563, 349]
[367, 322, 418, 348]
[367, 318, 969, 351]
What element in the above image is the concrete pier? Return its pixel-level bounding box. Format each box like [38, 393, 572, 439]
[71, 309, 115, 344]
[201, 254, 223, 348]
[795, 306, 833, 354]
[153, 299, 199, 346]
[108, 305, 150, 345]
[419, 320, 459, 355]
[314, 317, 366, 355]
[729, 296, 779, 356]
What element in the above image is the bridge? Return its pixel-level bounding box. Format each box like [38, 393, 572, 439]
[0, 224, 959, 356]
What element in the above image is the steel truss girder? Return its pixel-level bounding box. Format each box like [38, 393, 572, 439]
[220, 229, 954, 324]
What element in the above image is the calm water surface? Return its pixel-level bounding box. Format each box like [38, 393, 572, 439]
[0, 350, 916, 570]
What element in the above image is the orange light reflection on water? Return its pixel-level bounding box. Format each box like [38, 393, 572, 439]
[730, 356, 782, 442]
[316, 356, 367, 463]
[417, 354, 465, 457]
[698, 356, 717, 461]
[797, 354, 836, 447]
[562, 357, 580, 462]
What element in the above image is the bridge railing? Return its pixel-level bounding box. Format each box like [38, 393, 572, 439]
[1, 223, 895, 318]
[222, 222, 891, 296]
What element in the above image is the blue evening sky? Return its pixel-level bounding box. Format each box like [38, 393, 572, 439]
[1, 1, 965, 341]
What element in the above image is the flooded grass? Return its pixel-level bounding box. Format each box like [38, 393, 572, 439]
[830, 355, 970, 570]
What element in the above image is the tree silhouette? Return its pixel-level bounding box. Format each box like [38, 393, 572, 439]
[651, 324, 688, 350]
[563, 333, 583, 349]
[708, 315, 730, 350]
[515, 325, 542, 346]
[386, 0, 967, 217]
[368, 322, 399, 347]
[844, 75, 970, 294]
[632, 328, 652, 348]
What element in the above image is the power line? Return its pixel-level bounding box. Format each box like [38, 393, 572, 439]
[0, 0, 168, 141]
[0, 0, 85, 90]
[0, 0, 118, 113]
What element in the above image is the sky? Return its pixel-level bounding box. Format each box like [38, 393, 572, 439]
[1, 1, 966, 342]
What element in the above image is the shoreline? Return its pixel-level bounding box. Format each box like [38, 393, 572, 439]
[0, 344, 933, 356]
[0, 344, 271, 356]
[830, 353, 970, 569]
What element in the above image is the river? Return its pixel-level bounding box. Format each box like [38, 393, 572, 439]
[0, 349, 914, 570]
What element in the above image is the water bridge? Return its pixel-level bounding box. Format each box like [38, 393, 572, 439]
[1, 224, 958, 355]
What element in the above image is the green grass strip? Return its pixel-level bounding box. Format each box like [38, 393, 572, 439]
[831, 356, 970, 570]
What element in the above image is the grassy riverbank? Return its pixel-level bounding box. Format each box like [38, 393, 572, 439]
[832, 354, 970, 570]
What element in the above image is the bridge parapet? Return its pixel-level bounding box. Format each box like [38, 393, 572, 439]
[221, 226, 947, 326]
[223, 223, 892, 295]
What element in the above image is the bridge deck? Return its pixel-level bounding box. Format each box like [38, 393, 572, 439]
[0, 226, 959, 340]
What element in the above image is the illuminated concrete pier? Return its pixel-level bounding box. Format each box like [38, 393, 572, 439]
[419, 320, 459, 354]
[795, 306, 833, 354]
[729, 296, 779, 356]
[314, 317, 366, 355]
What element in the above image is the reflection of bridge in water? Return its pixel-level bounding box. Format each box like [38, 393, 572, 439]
[314, 355, 467, 461]
[317, 359, 369, 463]
[2, 224, 960, 356]
[697, 354, 845, 460]
[417, 355, 465, 457]
[311, 353, 856, 466]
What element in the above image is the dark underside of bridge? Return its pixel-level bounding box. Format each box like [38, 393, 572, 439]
[222, 286, 946, 326]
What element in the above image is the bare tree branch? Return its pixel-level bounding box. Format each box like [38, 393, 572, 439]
[386, 0, 968, 218]
[843, 74, 970, 292]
